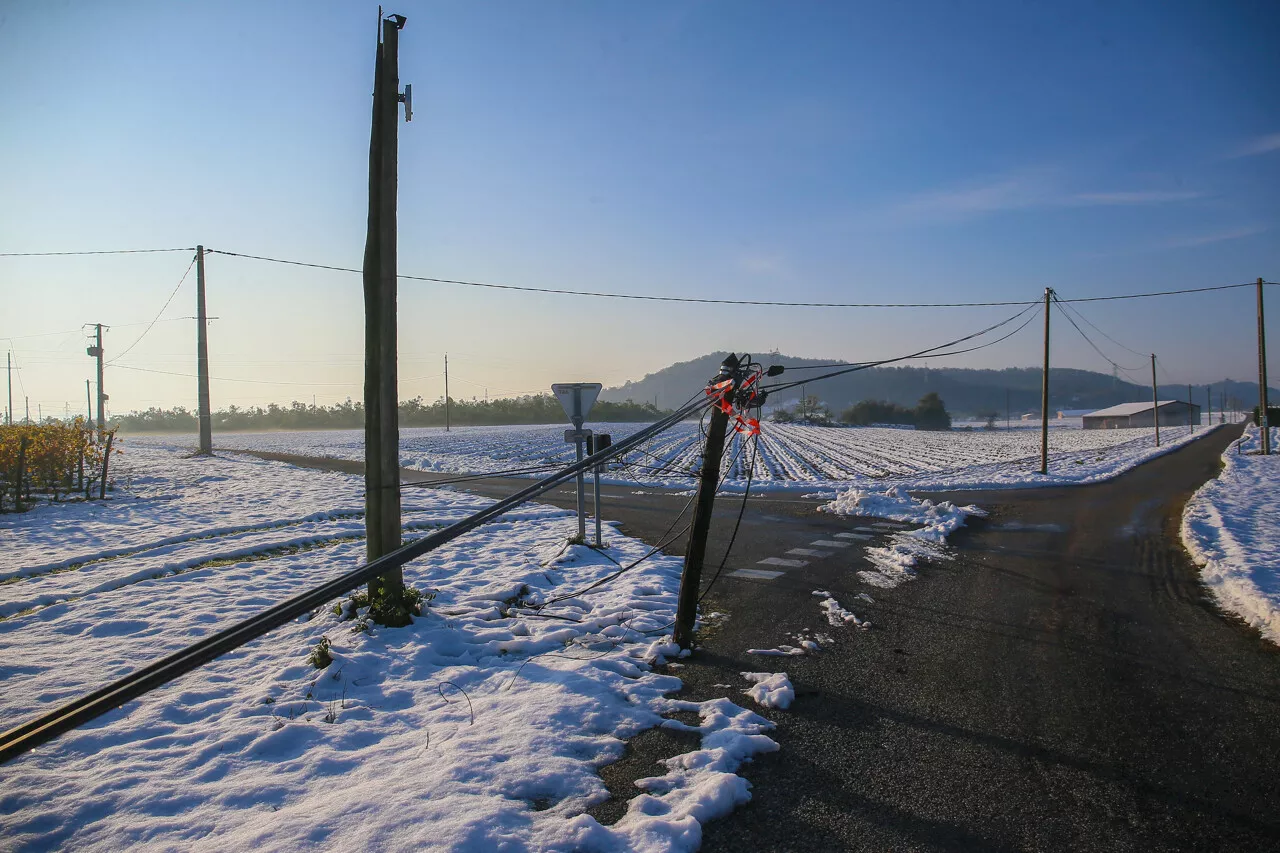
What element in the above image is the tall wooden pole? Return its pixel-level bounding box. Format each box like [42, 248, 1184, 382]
[6, 351, 11, 425]
[1151, 354, 1160, 447]
[444, 353, 450, 431]
[362, 14, 409, 624]
[94, 324, 105, 431]
[1257, 278, 1270, 454]
[196, 246, 213, 454]
[1039, 288, 1052, 474]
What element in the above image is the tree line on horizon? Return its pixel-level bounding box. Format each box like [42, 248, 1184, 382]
[110, 395, 668, 433]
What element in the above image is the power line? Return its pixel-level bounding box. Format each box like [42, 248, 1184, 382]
[205, 249, 1038, 308]
[1052, 297, 1149, 359]
[764, 302, 1041, 395]
[1057, 281, 1273, 303]
[1050, 295, 1146, 373]
[111, 364, 360, 387]
[107, 254, 199, 365]
[0, 248, 195, 257]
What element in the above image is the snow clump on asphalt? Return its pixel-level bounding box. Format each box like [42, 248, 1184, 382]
[811, 590, 870, 628]
[740, 672, 795, 709]
[821, 486, 985, 587]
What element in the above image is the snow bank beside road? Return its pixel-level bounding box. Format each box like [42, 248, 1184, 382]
[1182, 425, 1280, 646]
[821, 487, 985, 587]
[0, 445, 778, 851]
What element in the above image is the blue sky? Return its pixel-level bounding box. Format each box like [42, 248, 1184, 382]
[1, 0, 1277, 415]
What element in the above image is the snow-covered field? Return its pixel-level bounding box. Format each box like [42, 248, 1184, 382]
[0, 446, 779, 851]
[1182, 424, 1280, 646]
[137, 419, 1224, 492]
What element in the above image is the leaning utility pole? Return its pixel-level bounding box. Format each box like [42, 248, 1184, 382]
[195, 245, 213, 454]
[674, 355, 741, 649]
[1257, 277, 1270, 455]
[1039, 287, 1052, 474]
[362, 13, 411, 625]
[444, 353, 450, 431]
[1151, 354, 1160, 447]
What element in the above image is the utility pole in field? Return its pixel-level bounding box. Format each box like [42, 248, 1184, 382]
[87, 324, 105, 431]
[1039, 288, 1052, 474]
[1257, 278, 1270, 455]
[1006, 388, 1011, 431]
[444, 353, 450, 431]
[6, 351, 11, 425]
[1151, 354, 1160, 447]
[25, 397, 29, 424]
[362, 12, 412, 625]
[196, 245, 213, 454]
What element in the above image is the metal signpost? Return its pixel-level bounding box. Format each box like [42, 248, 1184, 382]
[587, 433, 612, 547]
[552, 383, 602, 541]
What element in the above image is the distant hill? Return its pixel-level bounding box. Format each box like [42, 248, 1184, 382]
[603, 352, 1274, 418]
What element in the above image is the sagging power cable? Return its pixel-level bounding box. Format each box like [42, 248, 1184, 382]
[107, 253, 199, 365]
[762, 301, 1040, 395]
[1050, 294, 1146, 373]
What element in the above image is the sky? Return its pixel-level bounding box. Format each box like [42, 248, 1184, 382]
[1, 0, 1278, 418]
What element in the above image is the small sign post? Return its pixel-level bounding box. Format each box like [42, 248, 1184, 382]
[552, 383, 602, 541]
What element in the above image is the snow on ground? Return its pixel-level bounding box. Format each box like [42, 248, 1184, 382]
[0, 444, 778, 851]
[739, 673, 794, 710]
[134, 419, 1227, 493]
[820, 486, 986, 588]
[811, 590, 870, 629]
[1181, 424, 1280, 646]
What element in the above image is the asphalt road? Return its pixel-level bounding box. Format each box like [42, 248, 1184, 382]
[247, 424, 1280, 851]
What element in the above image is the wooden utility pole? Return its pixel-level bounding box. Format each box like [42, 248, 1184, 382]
[1257, 278, 1270, 454]
[6, 351, 11, 425]
[1151, 354, 1160, 447]
[444, 353, 450, 431]
[196, 245, 213, 454]
[89, 324, 105, 431]
[1039, 287, 1052, 474]
[362, 13, 410, 625]
[674, 355, 740, 649]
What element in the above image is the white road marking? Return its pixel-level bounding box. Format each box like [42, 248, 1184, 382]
[757, 557, 808, 568]
[810, 539, 851, 548]
[836, 532, 873, 540]
[787, 548, 833, 558]
[730, 568, 785, 580]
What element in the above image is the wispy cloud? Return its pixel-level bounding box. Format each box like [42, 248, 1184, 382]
[887, 169, 1055, 222]
[1083, 224, 1270, 257]
[886, 169, 1202, 224]
[1069, 190, 1202, 205]
[1156, 224, 1269, 250]
[736, 252, 793, 278]
[1226, 132, 1280, 159]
